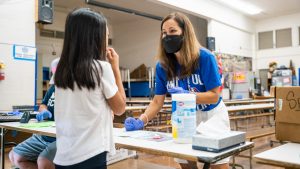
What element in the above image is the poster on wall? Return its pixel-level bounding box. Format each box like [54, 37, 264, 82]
[232, 72, 247, 83]
[215, 53, 252, 88]
[13, 45, 36, 61]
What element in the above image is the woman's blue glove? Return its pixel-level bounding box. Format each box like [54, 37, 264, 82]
[36, 110, 52, 122]
[124, 117, 144, 131]
[168, 87, 189, 94]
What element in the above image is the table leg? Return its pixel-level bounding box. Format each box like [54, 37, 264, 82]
[249, 147, 253, 169]
[203, 163, 210, 169]
[1, 127, 5, 169]
[232, 155, 236, 168]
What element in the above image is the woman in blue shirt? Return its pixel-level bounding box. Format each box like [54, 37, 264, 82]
[125, 12, 230, 169]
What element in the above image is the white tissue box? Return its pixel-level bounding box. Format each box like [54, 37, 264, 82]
[192, 131, 245, 152]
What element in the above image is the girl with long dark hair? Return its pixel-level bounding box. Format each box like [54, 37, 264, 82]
[54, 8, 126, 169]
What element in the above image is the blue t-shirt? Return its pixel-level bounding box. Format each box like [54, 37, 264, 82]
[155, 48, 221, 111]
[41, 85, 55, 120]
[41, 85, 56, 142]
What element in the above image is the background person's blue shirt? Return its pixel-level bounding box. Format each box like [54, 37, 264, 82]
[41, 85, 55, 120]
[155, 48, 221, 111]
[41, 85, 56, 142]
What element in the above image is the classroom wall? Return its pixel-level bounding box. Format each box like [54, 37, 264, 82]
[189, 16, 208, 48]
[150, 0, 255, 33]
[37, 10, 66, 68]
[113, 18, 161, 71]
[37, 9, 114, 67]
[255, 12, 300, 73]
[0, 0, 36, 111]
[150, 0, 255, 62]
[113, 14, 207, 71]
[208, 20, 255, 57]
[37, 0, 253, 75]
[35, 10, 66, 100]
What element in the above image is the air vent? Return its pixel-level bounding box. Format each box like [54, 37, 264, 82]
[40, 29, 112, 44]
[276, 28, 292, 48]
[55, 31, 64, 39]
[258, 31, 273, 50]
[40, 29, 64, 39]
[40, 29, 55, 38]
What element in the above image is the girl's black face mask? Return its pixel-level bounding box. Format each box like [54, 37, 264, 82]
[162, 35, 183, 54]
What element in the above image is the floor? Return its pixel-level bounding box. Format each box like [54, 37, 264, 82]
[3, 117, 283, 169]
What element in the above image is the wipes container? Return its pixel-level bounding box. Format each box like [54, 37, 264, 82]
[171, 93, 196, 143]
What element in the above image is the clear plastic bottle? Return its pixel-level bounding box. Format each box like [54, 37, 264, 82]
[171, 94, 196, 143]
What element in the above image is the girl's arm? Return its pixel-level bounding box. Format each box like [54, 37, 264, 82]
[106, 47, 126, 115]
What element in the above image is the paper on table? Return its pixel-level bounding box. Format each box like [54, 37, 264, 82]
[20, 121, 55, 128]
[114, 128, 172, 142]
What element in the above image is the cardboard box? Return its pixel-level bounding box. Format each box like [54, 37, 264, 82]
[270, 86, 276, 97]
[275, 87, 300, 143]
[130, 64, 148, 79]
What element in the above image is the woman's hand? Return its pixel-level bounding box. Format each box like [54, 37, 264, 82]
[124, 117, 144, 131]
[106, 47, 119, 70]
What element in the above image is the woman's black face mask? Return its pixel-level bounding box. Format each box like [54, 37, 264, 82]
[162, 35, 183, 54]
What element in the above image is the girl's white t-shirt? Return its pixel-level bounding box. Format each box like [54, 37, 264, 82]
[54, 60, 118, 166]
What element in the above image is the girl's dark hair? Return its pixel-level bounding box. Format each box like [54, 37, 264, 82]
[54, 8, 107, 90]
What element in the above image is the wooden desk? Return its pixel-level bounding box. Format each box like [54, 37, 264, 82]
[125, 104, 275, 130]
[125, 103, 274, 114]
[126, 98, 274, 107]
[227, 103, 274, 130]
[126, 102, 274, 112]
[254, 143, 300, 169]
[227, 103, 274, 113]
[125, 105, 171, 111]
[127, 98, 274, 106]
[224, 99, 274, 105]
[253, 95, 274, 100]
[125, 105, 148, 111]
[126, 100, 172, 105]
[0, 122, 254, 169]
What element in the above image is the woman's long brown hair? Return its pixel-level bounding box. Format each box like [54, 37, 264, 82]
[156, 12, 201, 80]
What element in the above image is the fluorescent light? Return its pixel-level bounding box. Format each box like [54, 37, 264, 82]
[216, 0, 262, 15]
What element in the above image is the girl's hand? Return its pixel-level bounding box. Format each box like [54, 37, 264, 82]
[106, 47, 119, 69]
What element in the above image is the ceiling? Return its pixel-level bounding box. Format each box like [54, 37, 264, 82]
[54, 0, 174, 24]
[213, 0, 300, 20]
[55, 0, 300, 22]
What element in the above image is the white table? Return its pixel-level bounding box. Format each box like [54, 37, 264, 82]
[0, 122, 254, 169]
[254, 143, 300, 169]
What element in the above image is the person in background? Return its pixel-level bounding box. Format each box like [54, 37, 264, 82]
[9, 58, 59, 169]
[267, 61, 277, 91]
[54, 8, 126, 169]
[124, 12, 230, 169]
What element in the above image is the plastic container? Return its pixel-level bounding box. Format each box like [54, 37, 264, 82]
[171, 93, 196, 143]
